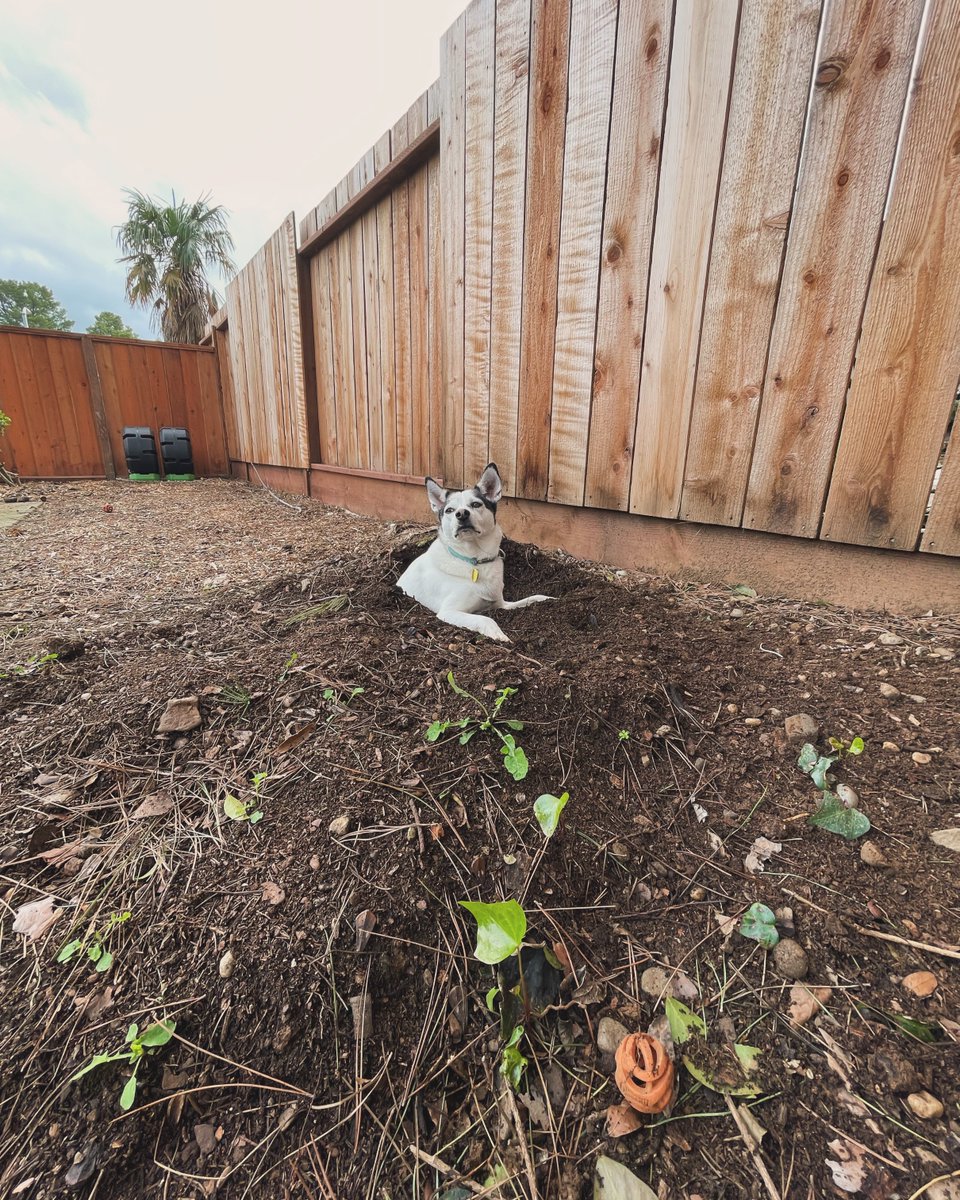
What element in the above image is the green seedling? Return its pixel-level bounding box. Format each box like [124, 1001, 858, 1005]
[797, 741, 871, 839]
[461, 899, 529, 1088]
[533, 792, 569, 839]
[1, 651, 59, 680]
[666, 997, 762, 1097]
[739, 902, 779, 949]
[322, 685, 365, 707]
[278, 651, 300, 683]
[224, 767, 268, 824]
[426, 672, 529, 781]
[220, 684, 252, 709]
[70, 1019, 176, 1111]
[58, 910, 131, 974]
[618, 729, 631, 742]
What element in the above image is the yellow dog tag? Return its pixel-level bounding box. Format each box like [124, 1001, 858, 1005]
[471, 568, 479, 582]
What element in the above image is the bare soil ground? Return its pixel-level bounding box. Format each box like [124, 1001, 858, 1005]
[1, 478, 958, 1200]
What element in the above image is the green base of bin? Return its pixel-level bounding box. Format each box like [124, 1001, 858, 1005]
[165, 473, 196, 482]
[128, 472, 162, 482]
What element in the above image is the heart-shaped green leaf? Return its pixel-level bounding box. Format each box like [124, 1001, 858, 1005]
[809, 794, 871, 839]
[848, 736, 864, 755]
[459, 900, 526, 965]
[665, 996, 706, 1044]
[223, 794, 247, 821]
[139, 1019, 176, 1047]
[533, 792, 569, 838]
[740, 902, 780, 948]
[682, 1054, 761, 1097]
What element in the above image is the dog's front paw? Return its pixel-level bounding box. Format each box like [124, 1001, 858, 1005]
[480, 618, 511, 643]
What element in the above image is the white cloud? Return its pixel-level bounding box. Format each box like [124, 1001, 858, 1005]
[0, 0, 464, 337]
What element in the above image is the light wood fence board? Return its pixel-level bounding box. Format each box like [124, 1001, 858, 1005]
[312, 248, 339, 463]
[547, 0, 618, 506]
[628, 0, 740, 518]
[427, 153, 445, 476]
[679, 0, 822, 526]
[584, 0, 671, 511]
[516, 0, 571, 499]
[463, 0, 496, 483]
[923, 408, 960, 555]
[409, 161, 432, 475]
[441, 12, 467, 484]
[821, 0, 960, 552]
[743, 0, 925, 537]
[362, 207, 384, 470]
[487, 0, 532, 492]
[376, 195, 399, 472]
[349, 154, 374, 468]
[392, 112, 414, 474]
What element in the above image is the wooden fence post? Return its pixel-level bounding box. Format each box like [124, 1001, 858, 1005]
[80, 336, 116, 479]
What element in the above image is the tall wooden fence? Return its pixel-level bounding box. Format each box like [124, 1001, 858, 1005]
[213, 0, 960, 562]
[0, 328, 228, 479]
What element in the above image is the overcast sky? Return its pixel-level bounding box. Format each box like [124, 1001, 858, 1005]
[0, 0, 464, 338]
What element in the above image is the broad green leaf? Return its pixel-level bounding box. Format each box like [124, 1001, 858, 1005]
[797, 744, 818, 773]
[425, 721, 446, 743]
[682, 1055, 761, 1098]
[139, 1020, 176, 1047]
[732, 584, 757, 598]
[665, 996, 706, 1045]
[459, 900, 526, 965]
[810, 756, 836, 790]
[223, 794, 248, 821]
[486, 985, 500, 1012]
[504, 720, 524, 731]
[57, 939, 83, 963]
[734, 1043, 761, 1074]
[809, 795, 871, 839]
[740, 902, 780, 948]
[446, 671, 472, 700]
[534, 792, 569, 839]
[500, 1032, 527, 1089]
[594, 1156, 659, 1200]
[69, 1052, 121, 1082]
[87, 944, 102, 963]
[120, 1073, 138, 1111]
[459, 727, 478, 745]
[248, 810, 263, 824]
[126, 1023, 139, 1042]
[502, 743, 529, 781]
[95, 950, 113, 973]
[848, 736, 864, 755]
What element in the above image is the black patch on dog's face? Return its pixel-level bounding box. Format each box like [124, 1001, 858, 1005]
[472, 486, 498, 518]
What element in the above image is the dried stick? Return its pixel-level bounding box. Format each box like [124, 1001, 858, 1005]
[725, 1096, 781, 1200]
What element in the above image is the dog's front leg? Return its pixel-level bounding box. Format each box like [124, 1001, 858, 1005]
[436, 608, 511, 643]
[498, 595, 555, 610]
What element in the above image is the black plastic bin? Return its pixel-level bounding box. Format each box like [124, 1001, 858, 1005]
[122, 427, 161, 480]
[160, 427, 195, 480]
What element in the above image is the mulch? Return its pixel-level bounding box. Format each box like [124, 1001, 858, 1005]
[1, 478, 958, 1200]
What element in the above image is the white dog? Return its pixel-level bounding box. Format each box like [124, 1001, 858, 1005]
[396, 463, 553, 642]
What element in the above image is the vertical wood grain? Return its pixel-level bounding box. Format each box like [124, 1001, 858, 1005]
[743, 0, 925, 537]
[441, 12, 467, 484]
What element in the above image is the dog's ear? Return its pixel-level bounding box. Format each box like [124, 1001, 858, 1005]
[476, 463, 502, 505]
[425, 477, 447, 515]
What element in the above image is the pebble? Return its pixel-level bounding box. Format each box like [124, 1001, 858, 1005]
[328, 815, 353, 837]
[882, 741, 900, 753]
[730, 608, 744, 618]
[784, 713, 819, 743]
[772, 938, 809, 981]
[744, 717, 761, 727]
[902, 970, 938, 998]
[610, 841, 630, 862]
[640, 965, 699, 1003]
[860, 840, 888, 867]
[218, 949, 236, 979]
[836, 783, 859, 809]
[690, 886, 706, 901]
[309, 855, 320, 870]
[879, 682, 900, 699]
[80, 691, 92, 702]
[597, 1016, 630, 1055]
[906, 1091, 944, 1121]
[912, 752, 932, 765]
[879, 632, 904, 645]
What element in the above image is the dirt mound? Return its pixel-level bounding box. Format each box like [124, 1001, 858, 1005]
[1, 480, 958, 1199]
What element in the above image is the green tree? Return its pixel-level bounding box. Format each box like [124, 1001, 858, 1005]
[0, 280, 74, 330]
[116, 189, 236, 344]
[87, 311, 136, 338]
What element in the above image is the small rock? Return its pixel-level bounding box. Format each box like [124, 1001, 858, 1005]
[744, 717, 761, 726]
[882, 741, 900, 753]
[309, 855, 320, 870]
[787, 984, 832, 1026]
[157, 696, 201, 734]
[328, 814, 352, 837]
[597, 1016, 630, 1056]
[730, 607, 745, 618]
[218, 950, 236, 979]
[879, 682, 901, 699]
[640, 965, 698, 1003]
[261, 881, 286, 906]
[194, 1123, 218, 1155]
[912, 752, 932, 765]
[64, 1142, 100, 1188]
[879, 632, 904, 645]
[906, 1091, 944, 1121]
[860, 840, 888, 867]
[902, 970, 937, 998]
[609, 841, 630, 862]
[836, 783, 859, 809]
[772, 938, 809, 981]
[690, 886, 706, 901]
[785, 713, 819, 743]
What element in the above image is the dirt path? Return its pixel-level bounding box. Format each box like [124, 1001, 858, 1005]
[1, 479, 958, 1199]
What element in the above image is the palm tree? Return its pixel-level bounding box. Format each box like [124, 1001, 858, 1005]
[116, 190, 236, 344]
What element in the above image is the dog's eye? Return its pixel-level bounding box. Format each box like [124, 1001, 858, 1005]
[470, 501, 482, 508]
[444, 507, 453, 514]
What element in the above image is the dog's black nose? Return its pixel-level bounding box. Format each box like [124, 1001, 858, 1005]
[456, 509, 470, 523]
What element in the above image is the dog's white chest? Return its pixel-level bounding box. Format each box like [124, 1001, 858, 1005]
[397, 542, 504, 616]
